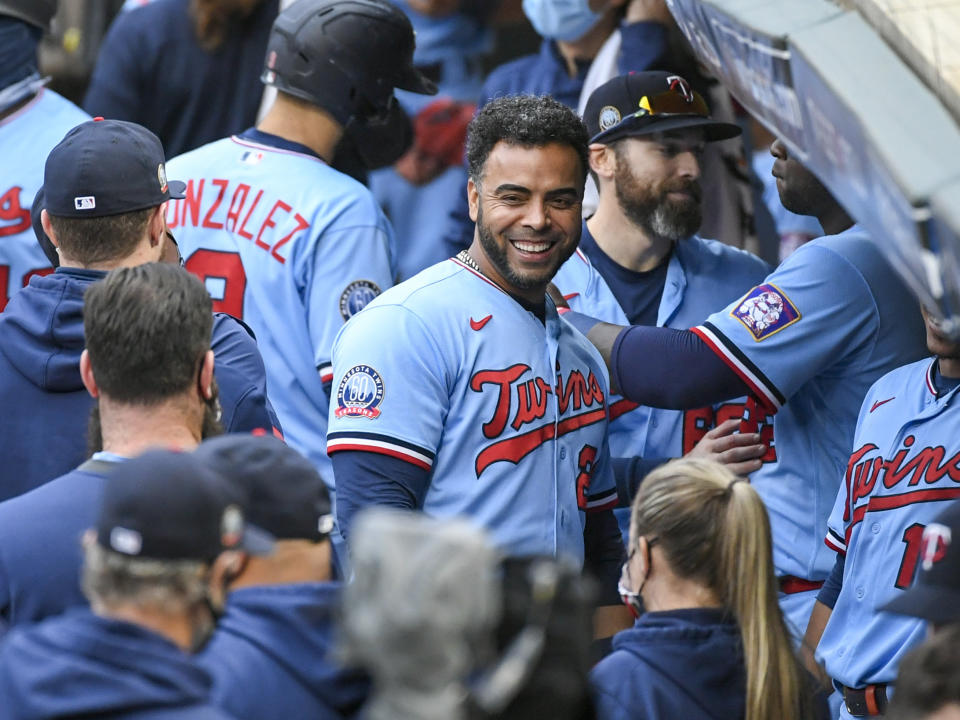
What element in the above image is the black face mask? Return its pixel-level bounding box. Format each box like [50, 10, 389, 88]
[343, 99, 413, 171]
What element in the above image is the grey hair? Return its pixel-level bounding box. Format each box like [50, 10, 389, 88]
[81, 542, 210, 613]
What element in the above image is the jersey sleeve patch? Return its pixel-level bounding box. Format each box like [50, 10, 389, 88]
[731, 283, 801, 341]
[335, 365, 384, 419]
[339, 279, 381, 320]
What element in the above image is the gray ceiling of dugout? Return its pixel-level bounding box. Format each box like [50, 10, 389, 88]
[665, 0, 960, 335]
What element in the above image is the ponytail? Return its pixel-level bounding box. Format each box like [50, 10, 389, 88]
[633, 459, 815, 720]
[721, 480, 813, 720]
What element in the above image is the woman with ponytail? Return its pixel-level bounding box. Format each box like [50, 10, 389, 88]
[590, 458, 827, 720]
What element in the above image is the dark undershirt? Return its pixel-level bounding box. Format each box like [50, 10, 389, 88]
[933, 361, 960, 396]
[578, 223, 671, 327]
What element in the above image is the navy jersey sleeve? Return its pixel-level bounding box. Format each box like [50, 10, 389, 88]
[617, 21, 670, 75]
[210, 314, 281, 435]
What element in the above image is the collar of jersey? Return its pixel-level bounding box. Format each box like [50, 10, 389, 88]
[235, 127, 326, 162]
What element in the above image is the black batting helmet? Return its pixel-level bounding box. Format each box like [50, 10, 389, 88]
[0, 0, 57, 29]
[261, 0, 437, 126]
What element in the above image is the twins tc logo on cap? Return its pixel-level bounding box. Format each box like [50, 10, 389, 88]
[732, 284, 801, 341]
[921, 523, 952, 571]
[335, 364, 385, 419]
[666, 75, 695, 103]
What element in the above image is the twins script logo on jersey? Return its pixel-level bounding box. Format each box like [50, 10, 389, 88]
[335, 365, 385, 419]
[469, 364, 606, 477]
[339, 280, 381, 320]
[920, 523, 951, 571]
[732, 284, 800, 341]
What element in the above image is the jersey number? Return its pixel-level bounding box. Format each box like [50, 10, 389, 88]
[576, 444, 598, 510]
[895, 523, 926, 590]
[184, 249, 247, 319]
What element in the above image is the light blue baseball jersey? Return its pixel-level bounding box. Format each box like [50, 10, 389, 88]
[0, 89, 88, 311]
[167, 130, 395, 485]
[327, 257, 618, 563]
[817, 357, 960, 697]
[553, 236, 770, 462]
[692, 225, 927, 589]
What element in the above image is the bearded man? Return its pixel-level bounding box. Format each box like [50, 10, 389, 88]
[551, 72, 770, 540]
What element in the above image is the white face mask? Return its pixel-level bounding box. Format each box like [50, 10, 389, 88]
[522, 0, 603, 42]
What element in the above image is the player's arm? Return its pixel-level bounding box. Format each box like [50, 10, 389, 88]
[82, 10, 146, 122]
[802, 554, 844, 688]
[303, 211, 396, 408]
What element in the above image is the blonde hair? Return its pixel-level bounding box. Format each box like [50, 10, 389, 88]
[630, 458, 813, 720]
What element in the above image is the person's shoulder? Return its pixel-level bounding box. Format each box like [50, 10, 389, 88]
[368, 260, 466, 312]
[481, 47, 551, 101]
[865, 356, 934, 399]
[684, 235, 771, 277]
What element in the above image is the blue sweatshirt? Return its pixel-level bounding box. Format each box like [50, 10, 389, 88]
[199, 583, 370, 720]
[590, 609, 747, 720]
[0, 609, 235, 720]
[0, 267, 279, 501]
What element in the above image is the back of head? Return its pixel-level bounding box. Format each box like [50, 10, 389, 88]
[193, 434, 333, 542]
[261, 0, 436, 127]
[465, 95, 589, 187]
[83, 264, 212, 404]
[887, 625, 960, 720]
[633, 458, 813, 720]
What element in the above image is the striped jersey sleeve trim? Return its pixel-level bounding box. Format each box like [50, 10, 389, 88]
[825, 528, 846, 555]
[327, 431, 435, 470]
[585, 488, 619, 512]
[318, 364, 334, 384]
[692, 323, 785, 411]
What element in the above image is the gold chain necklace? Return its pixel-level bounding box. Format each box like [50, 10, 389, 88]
[455, 249, 484, 274]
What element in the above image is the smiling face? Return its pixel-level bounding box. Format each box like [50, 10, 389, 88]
[467, 141, 584, 302]
[922, 305, 960, 360]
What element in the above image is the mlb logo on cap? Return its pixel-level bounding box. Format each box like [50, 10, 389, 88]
[74, 196, 96, 211]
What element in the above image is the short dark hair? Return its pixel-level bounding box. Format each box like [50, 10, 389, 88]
[84, 263, 213, 404]
[466, 95, 589, 186]
[887, 625, 960, 720]
[49, 207, 154, 266]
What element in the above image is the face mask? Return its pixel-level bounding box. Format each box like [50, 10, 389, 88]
[522, 0, 603, 42]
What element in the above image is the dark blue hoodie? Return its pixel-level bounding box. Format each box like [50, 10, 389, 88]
[0, 267, 280, 502]
[0, 609, 235, 720]
[590, 609, 747, 720]
[199, 583, 369, 720]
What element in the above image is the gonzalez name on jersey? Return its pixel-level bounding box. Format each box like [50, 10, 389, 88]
[167, 129, 396, 485]
[327, 257, 618, 562]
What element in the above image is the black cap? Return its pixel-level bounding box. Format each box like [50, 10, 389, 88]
[42, 118, 185, 219]
[584, 72, 741, 146]
[881, 500, 960, 625]
[194, 435, 334, 542]
[95, 449, 274, 562]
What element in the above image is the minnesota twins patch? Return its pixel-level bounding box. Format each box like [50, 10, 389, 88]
[731, 284, 800, 341]
[339, 279, 381, 320]
[335, 365, 385, 419]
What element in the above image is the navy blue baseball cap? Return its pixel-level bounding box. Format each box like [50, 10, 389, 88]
[881, 500, 960, 625]
[42, 118, 185, 219]
[95, 449, 275, 562]
[584, 72, 741, 146]
[194, 435, 335, 542]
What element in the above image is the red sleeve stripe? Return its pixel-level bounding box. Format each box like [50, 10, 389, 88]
[318, 364, 334, 384]
[327, 437, 433, 470]
[585, 489, 619, 511]
[824, 529, 846, 554]
[691, 325, 781, 411]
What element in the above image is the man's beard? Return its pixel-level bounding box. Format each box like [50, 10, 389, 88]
[86, 380, 224, 456]
[614, 160, 702, 242]
[476, 204, 575, 292]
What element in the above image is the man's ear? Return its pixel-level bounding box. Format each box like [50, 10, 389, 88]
[40, 209, 59, 249]
[147, 204, 166, 248]
[199, 350, 215, 400]
[467, 177, 479, 223]
[80, 349, 99, 398]
[589, 143, 615, 182]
